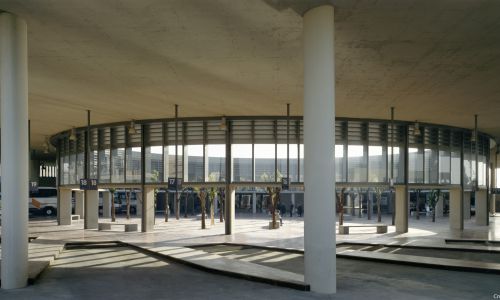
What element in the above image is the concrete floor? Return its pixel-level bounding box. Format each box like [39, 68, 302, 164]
[0, 213, 498, 299]
[0, 246, 497, 300]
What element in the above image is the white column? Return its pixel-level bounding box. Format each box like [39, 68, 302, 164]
[252, 192, 257, 214]
[142, 187, 155, 232]
[475, 189, 488, 226]
[395, 186, 408, 233]
[84, 190, 99, 229]
[58, 188, 72, 225]
[75, 191, 85, 219]
[303, 5, 336, 294]
[102, 191, 111, 218]
[449, 188, 463, 230]
[435, 194, 444, 218]
[0, 12, 29, 289]
[463, 191, 471, 219]
[225, 186, 235, 234]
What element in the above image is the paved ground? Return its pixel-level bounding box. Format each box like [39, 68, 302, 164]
[0, 213, 498, 299]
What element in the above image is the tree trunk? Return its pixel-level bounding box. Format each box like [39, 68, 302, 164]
[210, 200, 215, 226]
[175, 191, 180, 220]
[164, 195, 169, 222]
[111, 192, 116, 222]
[219, 191, 224, 222]
[126, 190, 130, 220]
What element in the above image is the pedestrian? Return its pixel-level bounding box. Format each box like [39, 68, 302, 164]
[290, 204, 294, 217]
[297, 205, 303, 217]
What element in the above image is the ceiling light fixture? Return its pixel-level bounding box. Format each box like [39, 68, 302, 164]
[69, 127, 77, 141]
[414, 121, 421, 136]
[219, 116, 227, 131]
[128, 120, 137, 135]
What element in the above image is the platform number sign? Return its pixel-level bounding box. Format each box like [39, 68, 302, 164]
[80, 178, 98, 190]
[29, 181, 39, 193]
[281, 177, 289, 190]
[168, 177, 182, 191]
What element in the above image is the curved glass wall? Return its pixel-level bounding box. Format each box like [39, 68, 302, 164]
[54, 117, 491, 188]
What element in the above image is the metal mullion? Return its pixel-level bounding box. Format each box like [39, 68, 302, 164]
[274, 120, 278, 182]
[203, 121, 207, 183]
[162, 122, 166, 183]
[251, 120, 255, 182]
[124, 125, 128, 183]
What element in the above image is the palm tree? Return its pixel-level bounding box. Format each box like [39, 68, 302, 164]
[336, 187, 346, 225]
[109, 188, 116, 222]
[374, 187, 383, 223]
[267, 187, 281, 229]
[426, 189, 441, 222]
[209, 188, 216, 226]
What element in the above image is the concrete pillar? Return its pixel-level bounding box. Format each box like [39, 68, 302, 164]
[58, 188, 72, 225]
[136, 191, 142, 217]
[395, 185, 408, 233]
[0, 12, 29, 289]
[303, 5, 336, 294]
[142, 187, 155, 232]
[491, 195, 496, 215]
[84, 190, 99, 229]
[435, 194, 444, 218]
[102, 191, 111, 218]
[449, 188, 463, 230]
[475, 189, 488, 226]
[75, 191, 85, 219]
[225, 186, 235, 234]
[463, 191, 471, 219]
[252, 192, 257, 214]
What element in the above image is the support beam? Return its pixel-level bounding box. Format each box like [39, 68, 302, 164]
[303, 5, 336, 294]
[0, 12, 29, 289]
[449, 188, 463, 230]
[75, 191, 85, 219]
[142, 187, 155, 232]
[101, 191, 111, 218]
[84, 190, 99, 229]
[395, 185, 408, 233]
[252, 192, 257, 214]
[224, 185, 235, 234]
[475, 189, 488, 226]
[57, 188, 72, 225]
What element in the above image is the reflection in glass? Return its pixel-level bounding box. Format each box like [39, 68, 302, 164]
[408, 147, 423, 183]
[276, 144, 287, 181]
[99, 149, 111, 183]
[232, 144, 252, 182]
[368, 145, 386, 182]
[126, 147, 141, 183]
[146, 146, 163, 183]
[111, 148, 125, 183]
[255, 144, 275, 182]
[289, 144, 299, 182]
[207, 144, 225, 182]
[424, 147, 438, 184]
[451, 150, 461, 184]
[165, 145, 183, 180]
[348, 145, 367, 182]
[439, 149, 451, 184]
[185, 145, 204, 182]
[335, 144, 345, 182]
[299, 144, 304, 182]
[77, 152, 85, 182]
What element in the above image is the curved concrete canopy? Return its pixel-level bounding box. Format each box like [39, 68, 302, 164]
[1, 0, 500, 147]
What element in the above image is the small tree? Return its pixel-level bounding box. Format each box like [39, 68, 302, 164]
[267, 187, 281, 229]
[336, 188, 346, 225]
[209, 188, 216, 226]
[198, 188, 207, 229]
[426, 189, 441, 222]
[109, 188, 116, 222]
[219, 188, 224, 222]
[373, 187, 383, 223]
[126, 189, 131, 220]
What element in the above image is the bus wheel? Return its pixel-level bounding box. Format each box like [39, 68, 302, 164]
[44, 207, 56, 216]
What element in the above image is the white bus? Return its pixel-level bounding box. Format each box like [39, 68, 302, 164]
[29, 187, 58, 216]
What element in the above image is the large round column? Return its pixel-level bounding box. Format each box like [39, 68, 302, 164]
[303, 5, 336, 294]
[0, 12, 29, 289]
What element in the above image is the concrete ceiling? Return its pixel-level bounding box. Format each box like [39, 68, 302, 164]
[1, 0, 500, 148]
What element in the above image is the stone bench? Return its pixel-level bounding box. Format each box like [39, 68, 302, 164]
[338, 224, 388, 235]
[98, 222, 138, 232]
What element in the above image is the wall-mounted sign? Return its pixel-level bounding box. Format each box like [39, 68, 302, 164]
[80, 178, 98, 190]
[281, 177, 289, 190]
[29, 181, 39, 193]
[168, 177, 182, 191]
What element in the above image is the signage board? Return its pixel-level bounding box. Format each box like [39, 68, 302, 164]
[281, 177, 289, 190]
[80, 178, 98, 190]
[168, 177, 182, 191]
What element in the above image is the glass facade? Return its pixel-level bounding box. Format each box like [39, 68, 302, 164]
[55, 118, 490, 187]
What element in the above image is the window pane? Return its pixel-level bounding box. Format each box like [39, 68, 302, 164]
[90, 150, 98, 179]
[146, 146, 163, 183]
[299, 144, 304, 182]
[439, 149, 451, 184]
[165, 145, 183, 180]
[289, 144, 299, 182]
[185, 145, 204, 182]
[451, 150, 461, 184]
[388, 146, 404, 183]
[424, 147, 438, 184]
[207, 144, 225, 182]
[348, 145, 367, 182]
[77, 152, 85, 182]
[335, 144, 346, 182]
[463, 146, 473, 187]
[111, 148, 125, 183]
[368, 145, 386, 182]
[255, 144, 275, 182]
[478, 155, 486, 186]
[99, 149, 110, 183]
[126, 147, 141, 183]
[69, 153, 76, 184]
[276, 144, 287, 181]
[62, 155, 69, 184]
[408, 147, 423, 183]
[232, 144, 252, 182]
